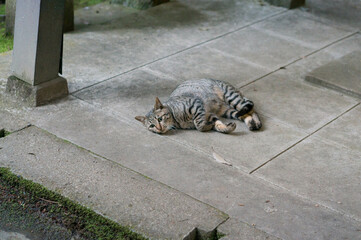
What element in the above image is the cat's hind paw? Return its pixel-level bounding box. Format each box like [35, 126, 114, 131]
[244, 112, 262, 131]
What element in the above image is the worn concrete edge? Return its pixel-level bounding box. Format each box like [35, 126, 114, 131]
[305, 75, 361, 100]
[3, 124, 230, 228]
[217, 217, 283, 240]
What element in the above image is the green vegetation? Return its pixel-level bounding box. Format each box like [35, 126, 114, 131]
[0, 167, 147, 240]
[0, 21, 13, 53]
[0, 128, 11, 138]
[74, 0, 106, 9]
[0, 4, 5, 15]
[0, 0, 106, 53]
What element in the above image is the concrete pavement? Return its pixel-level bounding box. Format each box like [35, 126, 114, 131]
[1, 0, 360, 239]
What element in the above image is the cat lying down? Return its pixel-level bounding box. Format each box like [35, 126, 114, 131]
[135, 79, 262, 134]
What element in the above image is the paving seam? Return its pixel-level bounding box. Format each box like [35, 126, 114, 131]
[251, 166, 361, 224]
[72, 94, 252, 173]
[2, 123, 32, 134]
[236, 31, 360, 90]
[70, 9, 288, 95]
[249, 102, 361, 174]
[24, 121, 229, 221]
[53, 97, 361, 230]
[247, 103, 361, 221]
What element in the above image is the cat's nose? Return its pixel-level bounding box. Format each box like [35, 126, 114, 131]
[155, 122, 163, 132]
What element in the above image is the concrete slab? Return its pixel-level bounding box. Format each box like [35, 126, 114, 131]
[254, 135, 361, 222]
[252, 10, 353, 49]
[6, 97, 360, 240]
[306, 0, 361, 31]
[315, 104, 361, 152]
[0, 110, 29, 133]
[305, 51, 361, 99]
[241, 72, 358, 133]
[62, 0, 284, 93]
[167, 115, 305, 173]
[218, 218, 281, 240]
[207, 26, 312, 72]
[74, 69, 306, 172]
[277, 33, 361, 83]
[0, 126, 227, 239]
[145, 45, 271, 87]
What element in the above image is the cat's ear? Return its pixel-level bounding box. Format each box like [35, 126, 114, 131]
[135, 116, 146, 124]
[154, 97, 164, 110]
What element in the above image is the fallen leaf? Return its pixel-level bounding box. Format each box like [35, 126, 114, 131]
[238, 204, 244, 206]
[212, 148, 232, 166]
[265, 200, 270, 203]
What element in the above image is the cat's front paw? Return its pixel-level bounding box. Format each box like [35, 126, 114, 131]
[226, 122, 237, 133]
[214, 121, 236, 134]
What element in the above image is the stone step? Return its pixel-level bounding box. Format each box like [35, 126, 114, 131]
[305, 51, 361, 99]
[0, 125, 227, 239]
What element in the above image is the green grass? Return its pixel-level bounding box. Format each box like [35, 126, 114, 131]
[0, 21, 13, 53]
[0, 167, 147, 240]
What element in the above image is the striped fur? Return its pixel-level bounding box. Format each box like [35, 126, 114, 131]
[135, 79, 262, 134]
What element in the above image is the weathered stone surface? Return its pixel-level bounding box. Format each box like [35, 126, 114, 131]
[218, 218, 281, 240]
[208, 26, 312, 73]
[111, 0, 169, 10]
[241, 73, 358, 133]
[306, 0, 361, 31]
[62, 0, 283, 92]
[0, 110, 29, 133]
[145, 45, 271, 87]
[315, 105, 361, 152]
[6, 76, 68, 107]
[252, 10, 353, 50]
[254, 135, 361, 222]
[277, 34, 361, 83]
[74, 70, 306, 172]
[10, 97, 361, 240]
[305, 51, 361, 99]
[0, 126, 227, 239]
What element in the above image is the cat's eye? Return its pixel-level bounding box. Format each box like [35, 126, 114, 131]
[158, 117, 162, 122]
[149, 124, 155, 128]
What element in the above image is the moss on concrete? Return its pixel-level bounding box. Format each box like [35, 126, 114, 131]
[0, 167, 147, 240]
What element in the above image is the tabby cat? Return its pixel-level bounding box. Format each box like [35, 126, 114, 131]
[135, 79, 262, 134]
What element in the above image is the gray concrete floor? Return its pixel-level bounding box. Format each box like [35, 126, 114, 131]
[1, 0, 361, 239]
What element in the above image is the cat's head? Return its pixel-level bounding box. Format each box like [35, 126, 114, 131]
[135, 97, 175, 134]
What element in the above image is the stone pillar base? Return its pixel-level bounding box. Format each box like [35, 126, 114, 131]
[6, 76, 68, 107]
[264, 0, 305, 9]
